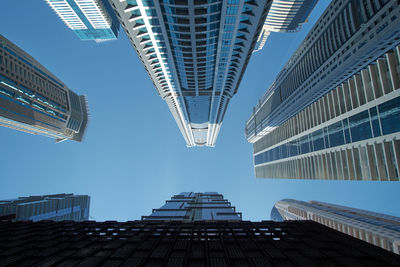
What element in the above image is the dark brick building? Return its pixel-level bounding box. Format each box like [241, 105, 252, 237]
[0, 219, 399, 266]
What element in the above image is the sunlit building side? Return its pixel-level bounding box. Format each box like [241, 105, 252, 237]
[110, 0, 270, 146]
[246, 0, 400, 181]
[272, 199, 400, 254]
[45, 0, 119, 41]
[254, 0, 319, 52]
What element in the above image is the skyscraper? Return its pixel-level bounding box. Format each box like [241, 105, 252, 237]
[254, 0, 319, 52]
[272, 199, 400, 254]
[246, 0, 400, 180]
[110, 0, 270, 146]
[142, 192, 242, 221]
[45, 0, 120, 41]
[0, 35, 89, 142]
[0, 193, 90, 222]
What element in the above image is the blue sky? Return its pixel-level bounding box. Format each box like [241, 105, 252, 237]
[1, 1, 399, 222]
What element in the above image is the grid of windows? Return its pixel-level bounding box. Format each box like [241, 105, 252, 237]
[255, 95, 400, 166]
[254, 0, 319, 52]
[254, 44, 400, 181]
[0, 35, 88, 142]
[0, 194, 90, 222]
[246, 0, 400, 142]
[46, 0, 119, 40]
[112, 0, 269, 146]
[254, 45, 400, 155]
[255, 138, 400, 181]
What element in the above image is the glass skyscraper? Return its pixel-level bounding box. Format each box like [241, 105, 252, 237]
[142, 192, 242, 221]
[110, 0, 270, 146]
[0, 35, 89, 142]
[45, 0, 120, 41]
[272, 199, 400, 254]
[254, 0, 319, 52]
[246, 0, 400, 180]
[0, 193, 90, 222]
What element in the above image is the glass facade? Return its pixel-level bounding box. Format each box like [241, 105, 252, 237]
[253, 44, 400, 181]
[246, 0, 400, 143]
[46, 0, 120, 41]
[111, 0, 269, 146]
[142, 192, 242, 221]
[247, 0, 400, 181]
[255, 96, 400, 165]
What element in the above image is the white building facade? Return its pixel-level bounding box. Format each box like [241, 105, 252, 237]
[110, 0, 270, 146]
[254, 0, 318, 52]
[45, 0, 120, 41]
[273, 199, 400, 255]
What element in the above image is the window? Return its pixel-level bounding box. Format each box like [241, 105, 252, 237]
[349, 110, 372, 142]
[328, 121, 345, 147]
[378, 96, 400, 135]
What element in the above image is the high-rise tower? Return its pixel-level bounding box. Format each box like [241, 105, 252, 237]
[45, 0, 120, 41]
[0, 35, 89, 142]
[142, 192, 242, 221]
[254, 0, 319, 52]
[272, 199, 400, 254]
[0, 193, 90, 222]
[246, 0, 400, 180]
[111, 0, 270, 146]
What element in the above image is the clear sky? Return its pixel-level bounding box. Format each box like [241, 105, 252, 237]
[1, 1, 399, 222]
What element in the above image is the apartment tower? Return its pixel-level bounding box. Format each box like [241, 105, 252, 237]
[272, 199, 400, 254]
[0, 193, 90, 222]
[246, 0, 400, 180]
[142, 192, 242, 221]
[45, 0, 120, 41]
[254, 0, 319, 52]
[111, 0, 270, 146]
[0, 35, 88, 142]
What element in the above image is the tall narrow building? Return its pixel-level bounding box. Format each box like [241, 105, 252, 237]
[45, 0, 120, 41]
[0, 35, 89, 142]
[254, 0, 319, 52]
[0, 193, 90, 222]
[272, 199, 400, 255]
[110, 0, 270, 146]
[142, 192, 242, 221]
[246, 0, 400, 180]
